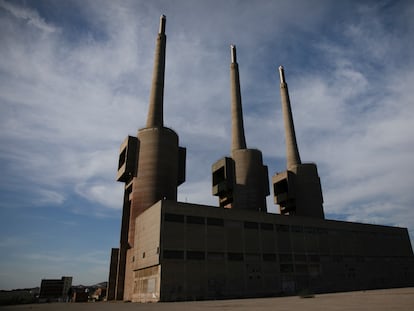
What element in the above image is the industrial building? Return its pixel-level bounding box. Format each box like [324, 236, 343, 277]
[107, 15, 414, 302]
[39, 276, 72, 302]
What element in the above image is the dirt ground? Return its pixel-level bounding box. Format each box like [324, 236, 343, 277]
[2, 287, 414, 311]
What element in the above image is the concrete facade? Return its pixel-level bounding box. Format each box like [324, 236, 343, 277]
[108, 15, 414, 302]
[129, 201, 414, 302]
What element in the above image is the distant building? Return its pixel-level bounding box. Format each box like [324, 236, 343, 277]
[39, 276, 72, 302]
[107, 15, 414, 302]
[72, 290, 88, 303]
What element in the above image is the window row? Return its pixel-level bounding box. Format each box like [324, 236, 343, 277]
[162, 250, 320, 263]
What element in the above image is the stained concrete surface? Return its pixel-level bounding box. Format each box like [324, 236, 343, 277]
[2, 288, 414, 311]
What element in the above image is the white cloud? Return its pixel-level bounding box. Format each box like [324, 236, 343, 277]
[0, 0, 57, 33]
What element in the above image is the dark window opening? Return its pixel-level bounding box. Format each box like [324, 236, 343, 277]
[207, 252, 225, 260]
[207, 217, 224, 226]
[164, 213, 184, 223]
[213, 167, 225, 186]
[187, 251, 205, 260]
[118, 148, 126, 169]
[187, 216, 205, 225]
[291, 226, 303, 233]
[163, 250, 184, 259]
[228, 252, 244, 261]
[279, 254, 293, 262]
[274, 179, 288, 194]
[260, 223, 274, 231]
[244, 221, 259, 229]
[276, 224, 290, 232]
[294, 254, 307, 262]
[263, 253, 277, 261]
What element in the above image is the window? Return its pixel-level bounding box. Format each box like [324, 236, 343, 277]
[187, 251, 205, 260]
[263, 253, 277, 261]
[163, 250, 184, 259]
[118, 148, 126, 169]
[276, 225, 290, 232]
[164, 213, 184, 223]
[187, 216, 205, 225]
[244, 221, 258, 229]
[207, 217, 224, 226]
[260, 223, 274, 231]
[294, 254, 307, 262]
[228, 252, 244, 261]
[213, 167, 225, 186]
[226, 220, 242, 228]
[291, 226, 303, 233]
[207, 252, 225, 260]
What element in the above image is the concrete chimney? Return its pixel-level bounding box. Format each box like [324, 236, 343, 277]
[272, 66, 324, 219]
[111, 15, 186, 302]
[230, 45, 247, 150]
[212, 45, 269, 212]
[146, 15, 166, 128]
[278, 66, 301, 169]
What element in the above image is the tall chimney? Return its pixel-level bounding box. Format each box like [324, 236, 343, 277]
[146, 15, 167, 128]
[212, 45, 269, 212]
[279, 66, 301, 168]
[230, 45, 247, 150]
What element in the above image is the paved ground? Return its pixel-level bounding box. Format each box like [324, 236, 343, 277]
[2, 287, 414, 311]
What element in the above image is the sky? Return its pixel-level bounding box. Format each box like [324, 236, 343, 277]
[0, 0, 413, 290]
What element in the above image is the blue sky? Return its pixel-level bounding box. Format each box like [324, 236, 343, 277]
[0, 0, 413, 290]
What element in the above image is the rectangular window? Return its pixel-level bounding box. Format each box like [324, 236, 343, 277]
[207, 217, 224, 226]
[263, 253, 277, 261]
[164, 213, 184, 223]
[309, 255, 320, 262]
[187, 251, 205, 260]
[294, 254, 307, 262]
[260, 223, 274, 231]
[304, 227, 317, 234]
[291, 226, 303, 233]
[295, 264, 308, 273]
[228, 252, 244, 261]
[279, 254, 293, 262]
[245, 253, 261, 261]
[187, 215, 205, 225]
[212, 167, 225, 186]
[226, 219, 242, 228]
[118, 148, 126, 169]
[207, 252, 225, 260]
[276, 225, 290, 232]
[163, 250, 184, 259]
[244, 221, 259, 229]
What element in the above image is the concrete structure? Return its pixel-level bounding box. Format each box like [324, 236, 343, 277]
[107, 15, 186, 302]
[128, 201, 413, 302]
[212, 45, 269, 211]
[39, 276, 72, 302]
[108, 15, 414, 303]
[272, 66, 324, 219]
